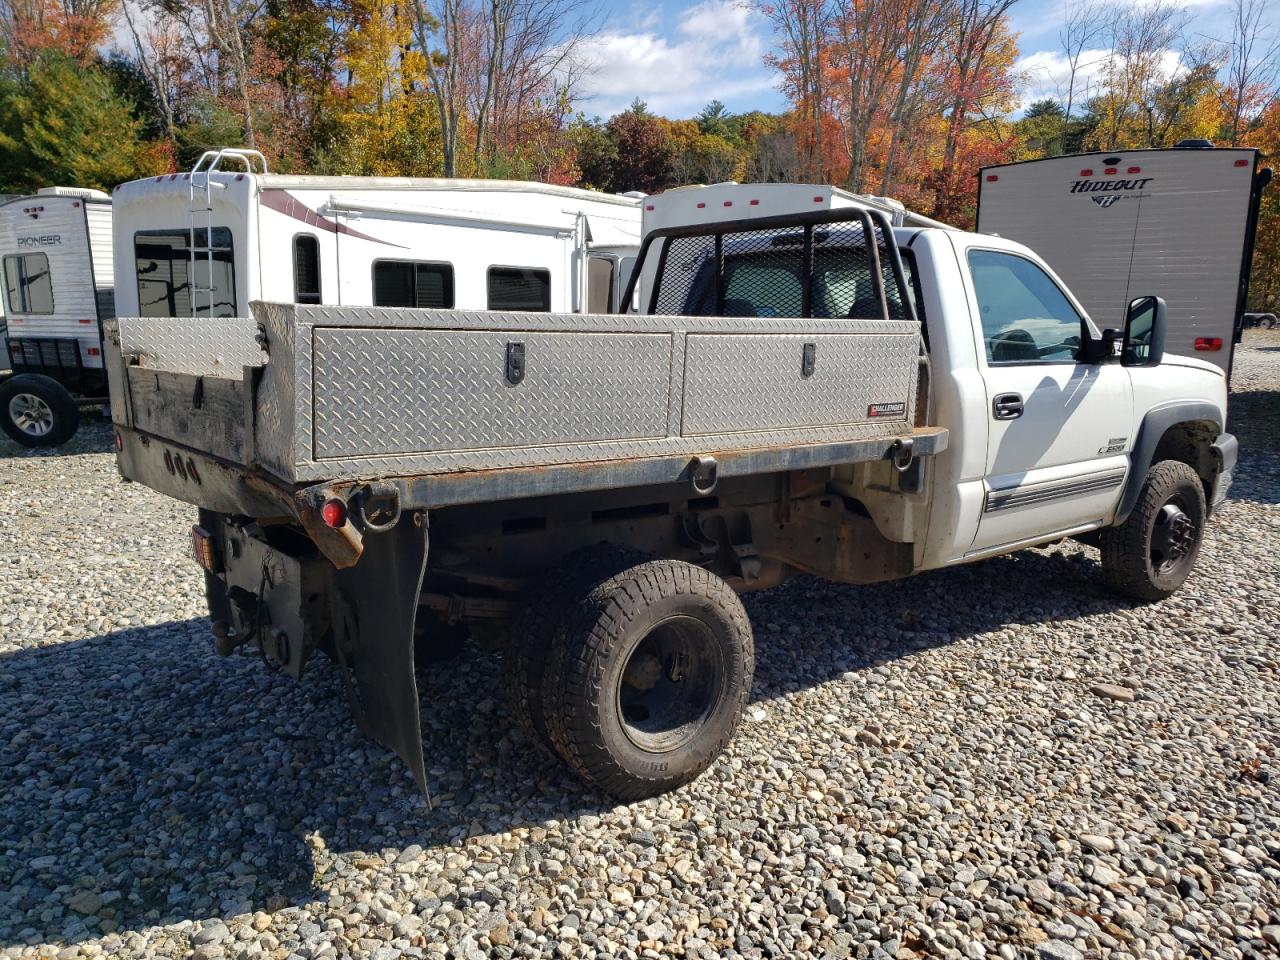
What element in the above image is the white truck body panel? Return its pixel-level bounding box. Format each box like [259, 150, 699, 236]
[977, 148, 1261, 371]
[111, 174, 642, 319]
[0, 189, 113, 372]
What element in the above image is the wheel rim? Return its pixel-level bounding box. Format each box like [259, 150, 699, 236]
[1150, 497, 1197, 576]
[616, 615, 725, 753]
[8, 393, 54, 437]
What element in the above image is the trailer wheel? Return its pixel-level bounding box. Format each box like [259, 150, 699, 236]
[543, 559, 753, 800]
[503, 545, 647, 755]
[0, 374, 80, 447]
[1100, 459, 1207, 602]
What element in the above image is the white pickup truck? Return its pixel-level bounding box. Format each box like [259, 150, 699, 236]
[104, 184, 1235, 801]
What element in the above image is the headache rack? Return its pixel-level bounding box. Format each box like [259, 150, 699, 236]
[623, 206, 917, 323]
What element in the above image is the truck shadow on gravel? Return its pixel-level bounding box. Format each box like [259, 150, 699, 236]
[0, 542, 1133, 949]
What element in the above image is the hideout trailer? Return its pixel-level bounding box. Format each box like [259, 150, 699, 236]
[105, 183, 1235, 801]
[0, 187, 114, 446]
[976, 144, 1272, 373]
[112, 149, 642, 325]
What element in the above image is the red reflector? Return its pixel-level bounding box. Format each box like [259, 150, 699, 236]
[723, 200, 732, 207]
[191, 526, 218, 573]
[644, 204, 654, 211]
[1127, 166, 1141, 174]
[1077, 168, 1091, 175]
[86, 347, 101, 356]
[696, 202, 705, 208]
[1195, 337, 1223, 351]
[1234, 158, 1249, 167]
[79, 318, 93, 323]
[321, 499, 348, 528]
[985, 174, 998, 182]
[813, 196, 823, 202]
[749, 199, 759, 205]
[1104, 167, 1117, 175]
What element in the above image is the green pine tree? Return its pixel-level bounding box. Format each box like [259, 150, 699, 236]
[0, 55, 163, 193]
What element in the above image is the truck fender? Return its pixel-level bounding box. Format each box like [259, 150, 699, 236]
[1115, 402, 1223, 525]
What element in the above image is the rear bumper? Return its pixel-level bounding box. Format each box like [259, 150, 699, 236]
[1210, 432, 1238, 512]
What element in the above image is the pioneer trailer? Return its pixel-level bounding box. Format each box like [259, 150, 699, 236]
[977, 145, 1272, 373]
[0, 187, 114, 446]
[113, 149, 642, 324]
[106, 186, 1235, 802]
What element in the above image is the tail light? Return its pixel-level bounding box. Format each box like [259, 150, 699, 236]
[191, 526, 219, 573]
[321, 498, 348, 528]
[1195, 337, 1223, 351]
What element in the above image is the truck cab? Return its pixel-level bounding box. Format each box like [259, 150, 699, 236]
[899, 226, 1230, 570]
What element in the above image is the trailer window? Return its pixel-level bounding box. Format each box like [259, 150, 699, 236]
[134, 228, 237, 317]
[588, 256, 615, 313]
[489, 267, 551, 311]
[293, 235, 321, 304]
[968, 249, 1083, 363]
[372, 260, 454, 309]
[3, 253, 54, 314]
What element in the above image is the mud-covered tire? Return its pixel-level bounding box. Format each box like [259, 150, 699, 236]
[503, 545, 647, 755]
[543, 559, 754, 800]
[1100, 459, 1207, 602]
[0, 374, 79, 447]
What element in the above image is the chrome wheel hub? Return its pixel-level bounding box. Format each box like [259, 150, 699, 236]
[8, 393, 54, 437]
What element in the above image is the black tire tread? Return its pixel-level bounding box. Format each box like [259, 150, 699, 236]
[543, 559, 753, 801]
[1100, 459, 1206, 602]
[503, 544, 647, 757]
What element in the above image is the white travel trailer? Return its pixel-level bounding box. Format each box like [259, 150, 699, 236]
[0, 187, 114, 446]
[977, 145, 1272, 373]
[112, 149, 642, 325]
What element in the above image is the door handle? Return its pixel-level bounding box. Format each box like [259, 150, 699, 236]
[992, 392, 1023, 420]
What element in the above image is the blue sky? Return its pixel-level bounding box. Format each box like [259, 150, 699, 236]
[573, 0, 1265, 119]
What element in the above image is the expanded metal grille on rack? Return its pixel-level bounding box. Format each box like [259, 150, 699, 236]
[643, 208, 912, 323]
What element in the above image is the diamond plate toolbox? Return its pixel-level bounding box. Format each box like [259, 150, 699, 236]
[246, 303, 921, 483]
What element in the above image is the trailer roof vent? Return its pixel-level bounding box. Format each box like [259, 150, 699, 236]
[1175, 138, 1215, 149]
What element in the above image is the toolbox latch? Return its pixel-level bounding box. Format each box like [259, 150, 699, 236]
[505, 342, 526, 385]
[801, 342, 817, 378]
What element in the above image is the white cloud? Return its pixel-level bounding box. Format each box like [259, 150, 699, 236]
[1014, 45, 1187, 113]
[575, 0, 778, 117]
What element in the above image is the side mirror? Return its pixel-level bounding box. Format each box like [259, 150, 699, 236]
[1122, 295, 1166, 366]
[1080, 326, 1121, 363]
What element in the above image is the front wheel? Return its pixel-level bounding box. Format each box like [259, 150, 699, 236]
[1100, 459, 1207, 602]
[0, 374, 80, 447]
[543, 559, 754, 800]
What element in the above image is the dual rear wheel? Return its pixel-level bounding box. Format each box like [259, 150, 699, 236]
[504, 547, 754, 800]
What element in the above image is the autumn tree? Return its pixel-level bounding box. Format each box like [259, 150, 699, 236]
[1217, 0, 1279, 145]
[0, 53, 169, 191]
[760, 0, 831, 178]
[0, 0, 117, 67]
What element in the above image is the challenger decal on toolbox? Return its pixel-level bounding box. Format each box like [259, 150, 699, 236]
[867, 402, 906, 418]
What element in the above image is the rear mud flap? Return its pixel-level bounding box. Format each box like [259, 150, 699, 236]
[332, 513, 430, 798]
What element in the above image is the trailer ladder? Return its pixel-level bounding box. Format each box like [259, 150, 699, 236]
[187, 149, 268, 316]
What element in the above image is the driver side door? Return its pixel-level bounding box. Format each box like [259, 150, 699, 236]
[964, 247, 1133, 554]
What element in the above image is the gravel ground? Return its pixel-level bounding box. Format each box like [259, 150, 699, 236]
[1, 334, 1278, 960]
